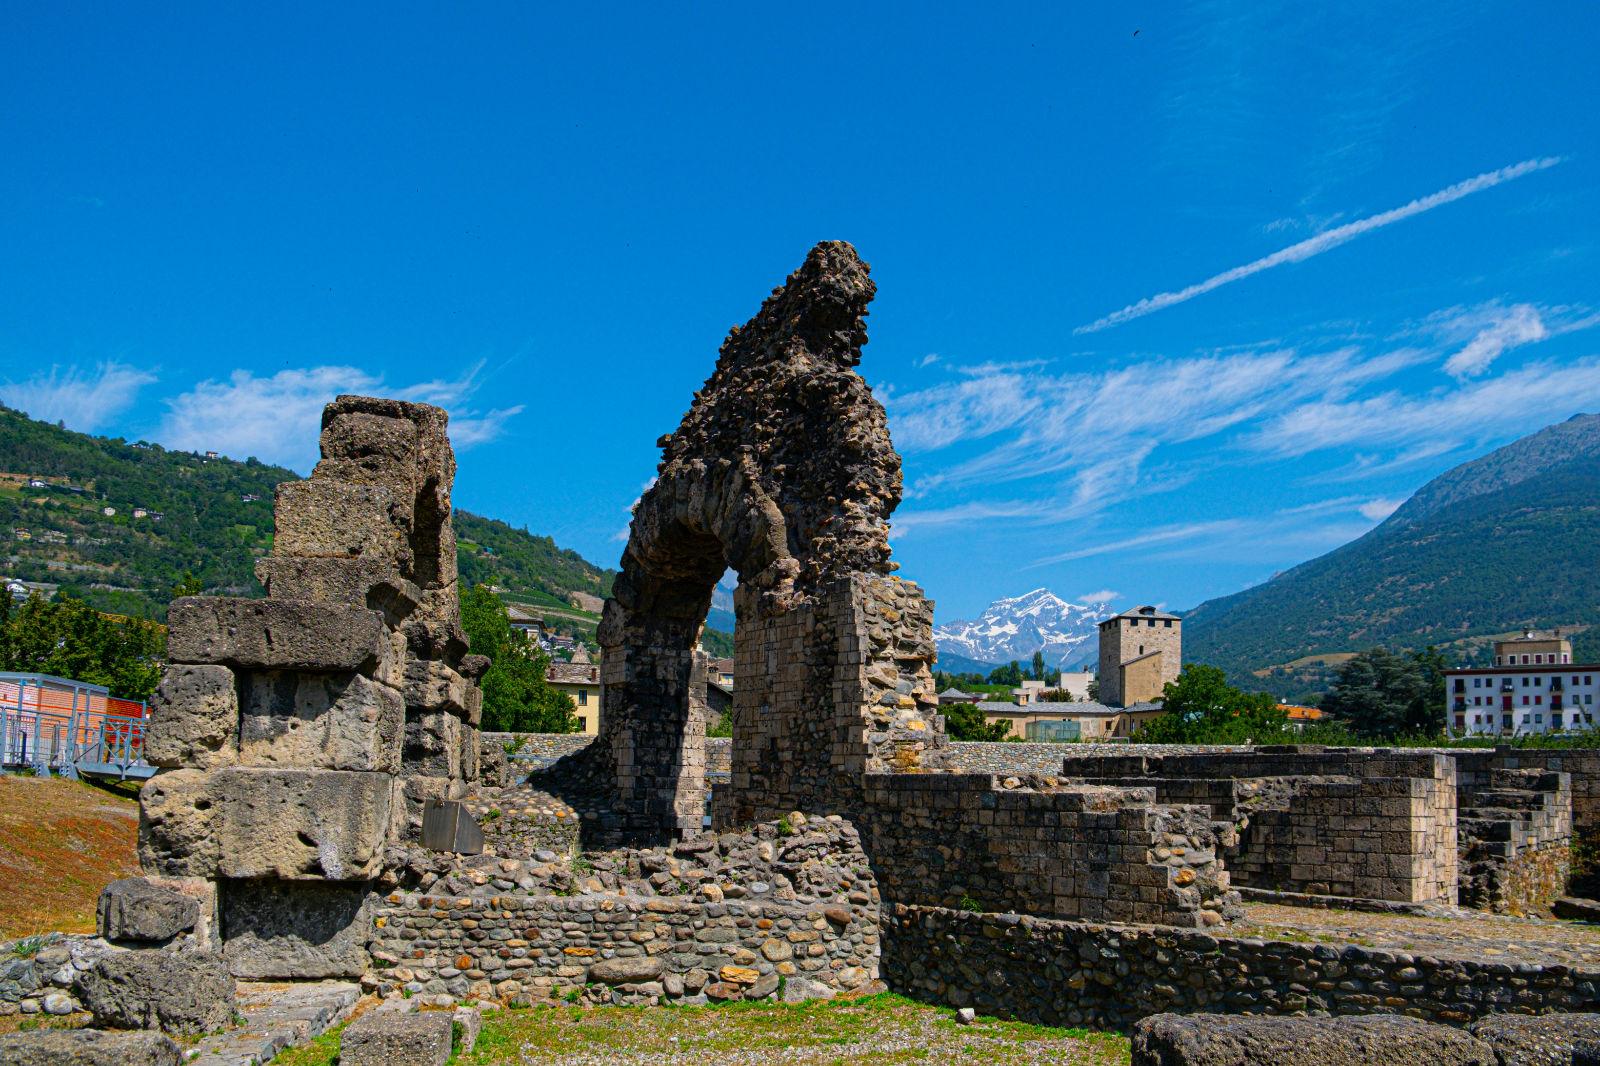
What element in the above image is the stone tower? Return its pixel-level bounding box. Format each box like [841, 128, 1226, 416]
[1096, 605, 1181, 707]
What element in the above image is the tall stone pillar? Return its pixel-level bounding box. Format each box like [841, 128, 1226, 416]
[136, 395, 485, 979]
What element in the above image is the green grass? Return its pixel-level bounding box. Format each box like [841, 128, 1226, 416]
[274, 995, 1130, 1066]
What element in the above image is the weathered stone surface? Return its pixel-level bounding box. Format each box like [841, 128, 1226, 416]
[238, 672, 404, 773]
[144, 665, 238, 770]
[186, 979, 360, 1066]
[272, 479, 403, 564]
[588, 956, 666, 984]
[255, 555, 421, 616]
[97, 878, 199, 944]
[1470, 1013, 1600, 1066]
[0, 1028, 181, 1066]
[219, 880, 372, 979]
[138, 769, 219, 877]
[212, 768, 392, 880]
[339, 1009, 453, 1066]
[403, 660, 468, 715]
[77, 947, 235, 1035]
[403, 711, 461, 778]
[166, 598, 387, 673]
[1131, 1013, 1496, 1066]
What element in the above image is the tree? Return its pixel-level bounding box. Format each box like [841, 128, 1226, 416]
[1087, 676, 1099, 703]
[1030, 650, 1047, 682]
[460, 584, 578, 733]
[0, 592, 165, 699]
[170, 571, 204, 598]
[943, 702, 1014, 742]
[1134, 664, 1287, 744]
[1320, 647, 1444, 739]
[987, 660, 1024, 687]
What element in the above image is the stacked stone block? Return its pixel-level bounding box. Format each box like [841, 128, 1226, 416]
[1060, 748, 1460, 906]
[136, 395, 484, 979]
[862, 773, 1239, 927]
[1458, 767, 1572, 913]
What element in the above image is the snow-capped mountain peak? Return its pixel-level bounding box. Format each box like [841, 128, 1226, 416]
[934, 590, 1112, 670]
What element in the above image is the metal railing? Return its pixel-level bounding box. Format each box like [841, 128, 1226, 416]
[0, 674, 153, 780]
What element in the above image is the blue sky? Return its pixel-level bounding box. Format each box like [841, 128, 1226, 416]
[3, 4, 1597, 622]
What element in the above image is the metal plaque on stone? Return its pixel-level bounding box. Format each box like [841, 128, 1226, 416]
[421, 798, 485, 855]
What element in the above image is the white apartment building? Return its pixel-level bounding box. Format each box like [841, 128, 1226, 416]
[1448, 629, 1598, 737]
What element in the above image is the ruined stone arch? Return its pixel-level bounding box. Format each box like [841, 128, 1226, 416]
[588, 241, 948, 844]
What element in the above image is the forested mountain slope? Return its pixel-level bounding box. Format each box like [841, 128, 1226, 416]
[0, 404, 614, 618]
[1184, 414, 1600, 700]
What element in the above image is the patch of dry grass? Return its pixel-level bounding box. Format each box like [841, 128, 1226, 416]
[0, 775, 139, 939]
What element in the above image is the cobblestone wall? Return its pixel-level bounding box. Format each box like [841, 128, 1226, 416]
[883, 904, 1600, 1030]
[861, 773, 1239, 927]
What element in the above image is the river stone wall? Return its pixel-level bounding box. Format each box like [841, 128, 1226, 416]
[883, 903, 1600, 1030]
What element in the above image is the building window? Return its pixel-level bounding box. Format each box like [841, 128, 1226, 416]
[578, 690, 589, 706]
[576, 716, 588, 731]
[1535, 696, 1543, 705]
[1535, 654, 1544, 664]
[1535, 714, 1543, 724]
[1523, 696, 1530, 705]
[1502, 715, 1513, 729]
[1522, 655, 1530, 664]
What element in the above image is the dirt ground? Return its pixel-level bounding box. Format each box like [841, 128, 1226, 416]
[0, 775, 140, 939]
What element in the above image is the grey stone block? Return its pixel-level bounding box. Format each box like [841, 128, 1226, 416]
[1470, 1013, 1600, 1066]
[166, 597, 386, 673]
[403, 660, 468, 715]
[238, 672, 404, 773]
[588, 956, 666, 984]
[1131, 1013, 1496, 1066]
[339, 1009, 453, 1066]
[403, 710, 461, 778]
[0, 1029, 181, 1066]
[219, 879, 373, 979]
[144, 665, 238, 770]
[97, 878, 199, 944]
[76, 947, 235, 1035]
[138, 769, 220, 877]
[271, 479, 403, 564]
[254, 556, 419, 614]
[212, 767, 393, 880]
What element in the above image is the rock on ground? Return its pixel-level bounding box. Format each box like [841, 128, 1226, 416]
[339, 1009, 454, 1066]
[1131, 1013, 1497, 1066]
[1469, 1014, 1600, 1066]
[76, 947, 235, 1035]
[0, 1028, 181, 1066]
[98, 878, 200, 944]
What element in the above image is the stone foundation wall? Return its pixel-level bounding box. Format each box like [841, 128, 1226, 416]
[883, 904, 1600, 1030]
[1060, 749, 1460, 906]
[861, 773, 1238, 927]
[368, 891, 878, 1005]
[1458, 768, 1572, 913]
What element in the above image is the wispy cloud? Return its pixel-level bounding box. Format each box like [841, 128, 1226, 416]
[1076, 589, 1120, 605]
[1359, 497, 1405, 522]
[915, 353, 940, 369]
[1077, 157, 1562, 334]
[2, 362, 157, 432]
[157, 362, 521, 470]
[1424, 301, 1599, 380]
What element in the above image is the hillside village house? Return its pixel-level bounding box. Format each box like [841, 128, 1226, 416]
[1448, 628, 1597, 737]
[1097, 605, 1182, 707]
[975, 698, 1164, 741]
[547, 658, 602, 735]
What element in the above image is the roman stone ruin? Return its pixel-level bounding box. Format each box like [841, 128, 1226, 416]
[136, 395, 487, 979]
[4, 243, 1598, 1063]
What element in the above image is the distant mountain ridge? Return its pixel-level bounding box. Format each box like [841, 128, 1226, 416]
[934, 588, 1110, 670]
[1184, 413, 1600, 699]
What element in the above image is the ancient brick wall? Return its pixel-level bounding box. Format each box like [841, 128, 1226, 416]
[883, 904, 1600, 1030]
[860, 773, 1239, 927]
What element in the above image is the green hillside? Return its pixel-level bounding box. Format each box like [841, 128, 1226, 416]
[0, 404, 615, 619]
[1185, 414, 1600, 702]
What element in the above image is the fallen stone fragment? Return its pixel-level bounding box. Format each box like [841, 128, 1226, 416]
[98, 877, 200, 944]
[1131, 1012, 1497, 1066]
[956, 1007, 976, 1025]
[452, 1005, 482, 1054]
[0, 1028, 181, 1066]
[76, 947, 235, 1035]
[588, 956, 666, 985]
[1469, 1013, 1600, 1066]
[339, 1009, 454, 1066]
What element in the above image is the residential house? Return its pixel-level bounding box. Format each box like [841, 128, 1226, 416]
[937, 687, 978, 706]
[547, 659, 602, 736]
